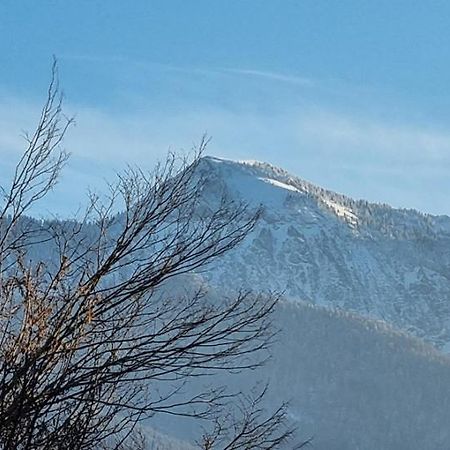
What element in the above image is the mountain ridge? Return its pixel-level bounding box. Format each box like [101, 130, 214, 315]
[197, 155, 450, 348]
[200, 155, 450, 236]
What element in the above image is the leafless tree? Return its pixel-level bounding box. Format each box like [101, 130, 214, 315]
[199, 388, 309, 450]
[0, 62, 302, 449]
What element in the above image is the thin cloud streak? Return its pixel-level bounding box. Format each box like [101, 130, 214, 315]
[60, 54, 316, 88]
[223, 68, 315, 87]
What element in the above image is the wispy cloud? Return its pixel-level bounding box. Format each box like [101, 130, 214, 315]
[60, 54, 316, 87]
[223, 68, 314, 87]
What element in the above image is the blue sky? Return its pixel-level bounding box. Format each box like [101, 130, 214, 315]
[2, 1, 450, 215]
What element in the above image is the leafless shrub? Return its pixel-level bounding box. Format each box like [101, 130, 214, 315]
[0, 63, 301, 450]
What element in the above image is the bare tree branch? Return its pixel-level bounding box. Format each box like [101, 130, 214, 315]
[0, 65, 301, 450]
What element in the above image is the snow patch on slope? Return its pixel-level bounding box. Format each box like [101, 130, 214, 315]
[259, 177, 301, 193]
[322, 198, 358, 226]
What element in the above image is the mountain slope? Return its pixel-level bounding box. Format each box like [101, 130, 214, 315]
[145, 288, 450, 450]
[265, 301, 450, 449]
[197, 156, 450, 348]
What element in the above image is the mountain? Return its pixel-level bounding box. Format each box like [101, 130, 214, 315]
[196, 156, 450, 349]
[265, 301, 450, 449]
[144, 293, 450, 450]
[13, 155, 450, 449]
[139, 426, 195, 450]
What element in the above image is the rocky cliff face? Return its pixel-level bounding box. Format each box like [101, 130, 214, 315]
[197, 156, 450, 348]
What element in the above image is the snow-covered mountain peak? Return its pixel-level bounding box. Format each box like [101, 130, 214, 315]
[200, 155, 312, 194]
[199, 155, 450, 237]
[199, 155, 358, 225]
[200, 155, 357, 222]
[197, 155, 450, 349]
